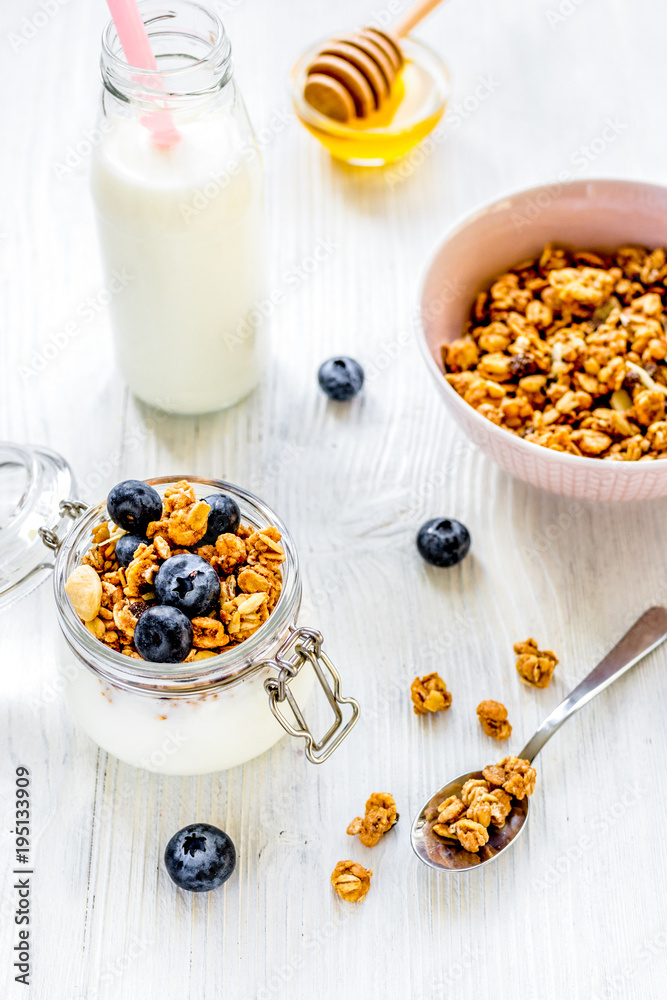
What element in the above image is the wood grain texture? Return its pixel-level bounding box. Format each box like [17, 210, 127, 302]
[2, 0, 667, 997]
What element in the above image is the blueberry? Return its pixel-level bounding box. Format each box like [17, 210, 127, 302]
[154, 553, 220, 618]
[115, 533, 146, 567]
[318, 357, 364, 401]
[164, 823, 236, 892]
[107, 480, 162, 535]
[134, 605, 193, 663]
[199, 493, 241, 546]
[417, 518, 471, 567]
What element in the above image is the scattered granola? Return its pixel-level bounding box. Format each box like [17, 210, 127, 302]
[432, 756, 536, 852]
[476, 700, 512, 740]
[514, 638, 558, 688]
[347, 793, 398, 847]
[411, 673, 452, 715]
[67, 479, 284, 661]
[442, 244, 667, 460]
[331, 860, 373, 902]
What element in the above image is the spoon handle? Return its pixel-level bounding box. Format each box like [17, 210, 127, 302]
[519, 606, 667, 763]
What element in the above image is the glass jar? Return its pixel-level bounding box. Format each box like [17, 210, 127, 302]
[1, 453, 359, 774]
[91, 2, 266, 415]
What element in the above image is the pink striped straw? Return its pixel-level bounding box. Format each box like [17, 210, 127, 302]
[105, 0, 180, 148]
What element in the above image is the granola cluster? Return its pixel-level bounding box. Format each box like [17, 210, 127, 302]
[73, 480, 283, 661]
[433, 757, 536, 853]
[330, 860, 373, 902]
[410, 672, 452, 714]
[442, 244, 667, 460]
[476, 699, 512, 740]
[514, 638, 558, 688]
[347, 793, 398, 847]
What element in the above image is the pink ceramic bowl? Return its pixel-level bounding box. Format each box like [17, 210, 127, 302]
[417, 178, 667, 502]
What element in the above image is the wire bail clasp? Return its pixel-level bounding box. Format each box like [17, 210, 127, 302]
[39, 499, 89, 551]
[263, 625, 360, 764]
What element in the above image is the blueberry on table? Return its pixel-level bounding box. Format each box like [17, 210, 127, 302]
[115, 533, 146, 567]
[417, 518, 471, 567]
[164, 823, 236, 892]
[318, 357, 364, 401]
[107, 480, 162, 534]
[199, 493, 241, 546]
[155, 553, 221, 618]
[134, 605, 193, 663]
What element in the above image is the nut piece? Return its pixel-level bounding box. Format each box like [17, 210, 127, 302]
[331, 860, 372, 902]
[488, 788, 513, 827]
[483, 756, 537, 800]
[411, 673, 452, 715]
[346, 792, 398, 847]
[435, 795, 467, 824]
[460, 778, 490, 806]
[476, 700, 512, 740]
[65, 564, 103, 622]
[481, 764, 507, 787]
[514, 638, 558, 688]
[452, 818, 489, 853]
[465, 794, 497, 827]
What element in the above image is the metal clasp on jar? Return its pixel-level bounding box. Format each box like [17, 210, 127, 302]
[39, 500, 89, 551]
[262, 626, 360, 764]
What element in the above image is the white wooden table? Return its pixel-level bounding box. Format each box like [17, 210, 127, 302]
[2, 0, 667, 996]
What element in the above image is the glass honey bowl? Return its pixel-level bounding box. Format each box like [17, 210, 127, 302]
[290, 36, 449, 166]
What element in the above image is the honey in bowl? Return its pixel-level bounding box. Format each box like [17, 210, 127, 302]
[291, 37, 449, 166]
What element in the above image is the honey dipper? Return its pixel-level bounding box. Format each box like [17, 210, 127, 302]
[304, 0, 445, 123]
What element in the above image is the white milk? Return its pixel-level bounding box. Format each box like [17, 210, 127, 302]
[91, 113, 265, 414]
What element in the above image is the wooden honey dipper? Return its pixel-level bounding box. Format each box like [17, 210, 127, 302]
[304, 0, 445, 123]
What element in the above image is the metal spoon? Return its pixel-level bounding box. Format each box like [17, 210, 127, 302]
[411, 606, 667, 872]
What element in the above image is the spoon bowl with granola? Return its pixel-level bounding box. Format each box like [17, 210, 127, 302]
[417, 178, 667, 500]
[411, 606, 667, 872]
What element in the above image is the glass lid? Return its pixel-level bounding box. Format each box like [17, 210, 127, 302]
[0, 442, 77, 612]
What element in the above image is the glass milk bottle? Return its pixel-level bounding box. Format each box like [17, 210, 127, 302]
[91, 2, 265, 415]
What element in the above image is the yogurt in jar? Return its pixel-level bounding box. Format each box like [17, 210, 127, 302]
[61, 637, 313, 774]
[91, 113, 265, 414]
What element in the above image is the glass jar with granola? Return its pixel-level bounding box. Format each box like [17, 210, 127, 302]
[3, 465, 359, 774]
